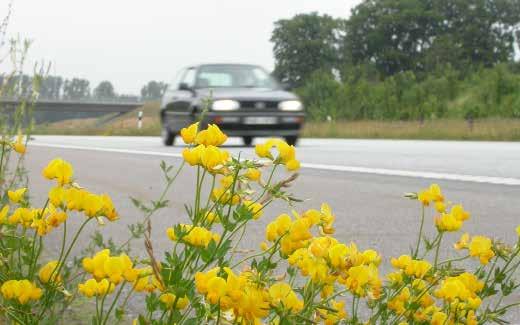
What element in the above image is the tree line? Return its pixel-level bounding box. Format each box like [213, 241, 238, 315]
[0, 75, 167, 101]
[271, 0, 520, 120]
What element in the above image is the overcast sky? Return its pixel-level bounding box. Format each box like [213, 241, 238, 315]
[4, 0, 360, 94]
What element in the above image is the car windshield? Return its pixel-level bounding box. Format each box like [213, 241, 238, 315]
[195, 65, 279, 89]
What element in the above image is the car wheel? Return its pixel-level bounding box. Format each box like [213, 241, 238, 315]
[242, 136, 254, 147]
[162, 127, 175, 146]
[284, 136, 298, 146]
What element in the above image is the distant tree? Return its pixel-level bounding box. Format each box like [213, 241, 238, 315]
[63, 78, 90, 100]
[93, 80, 116, 100]
[39, 76, 63, 99]
[140, 81, 167, 100]
[271, 13, 343, 88]
[344, 0, 520, 76]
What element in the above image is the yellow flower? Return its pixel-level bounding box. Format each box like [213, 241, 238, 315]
[42, 158, 74, 186]
[319, 300, 347, 325]
[180, 122, 199, 144]
[8, 207, 35, 227]
[182, 144, 204, 166]
[159, 293, 189, 309]
[1, 280, 42, 304]
[468, 236, 494, 265]
[0, 205, 9, 223]
[195, 124, 227, 146]
[390, 255, 431, 278]
[39, 261, 61, 284]
[8, 187, 27, 203]
[435, 273, 483, 303]
[435, 213, 462, 232]
[48, 186, 66, 207]
[78, 278, 115, 298]
[260, 242, 269, 251]
[431, 311, 447, 325]
[286, 159, 300, 171]
[206, 276, 227, 304]
[200, 145, 229, 173]
[515, 225, 519, 237]
[255, 143, 273, 159]
[100, 194, 119, 221]
[451, 204, 470, 221]
[82, 193, 104, 218]
[328, 243, 348, 268]
[266, 214, 292, 241]
[454, 233, 470, 250]
[167, 224, 220, 248]
[12, 132, 26, 154]
[103, 254, 134, 284]
[82, 249, 111, 280]
[268, 282, 303, 312]
[243, 200, 264, 220]
[244, 168, 261, 181]
[435, 201, 446, 213]
[417, 184, 443, 206]
[194, 267, 219, 294]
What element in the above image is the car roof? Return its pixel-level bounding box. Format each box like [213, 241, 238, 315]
[190, 63, 263, 69]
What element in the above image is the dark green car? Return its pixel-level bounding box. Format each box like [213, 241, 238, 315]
[160, 64, 305, 146]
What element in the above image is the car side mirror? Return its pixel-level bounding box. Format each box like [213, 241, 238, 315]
[178, 82, 192, 92]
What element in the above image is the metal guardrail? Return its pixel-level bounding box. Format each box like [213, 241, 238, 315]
[0, 97, 144, 113]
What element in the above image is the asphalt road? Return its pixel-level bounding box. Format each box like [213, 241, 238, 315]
[25, 135, 520, 320]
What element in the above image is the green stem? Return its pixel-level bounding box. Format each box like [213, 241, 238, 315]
[102, 281, 127, 325]
[413, 205, 425, 258]
[434, 232, 443, 267]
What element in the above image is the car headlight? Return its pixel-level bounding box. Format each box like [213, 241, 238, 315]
[278, 100, 303, 111]
[212, 100, 240, 111]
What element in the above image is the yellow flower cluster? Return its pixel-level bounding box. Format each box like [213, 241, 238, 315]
[82, 249, 137, 284]
[1, 280, 42, 304]
[434, 204, 470, 232]
[454, 233, 495, 264]
[166, 224, 220, 248]
[78, 278, 115, 298]
[255, 138, 300, 171]
[181, 123, 230, 174]
[268, 282, 303, 312]
[49, 186, 118, 221]
[265, 204, 335, 256]
[7, 187, 26, 203]
[79, 249, 163, 299]
[434, 273, 483, 310]
[4, 200, 68, 236]
[417, 184, 444, 207]
[159, 292, 190, 309]
[195, 267, 304, 323]
[38, 260, 61, 284]
[390, 255, 432, 279]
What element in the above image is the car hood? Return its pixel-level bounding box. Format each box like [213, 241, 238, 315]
[196, 88, 298, 101]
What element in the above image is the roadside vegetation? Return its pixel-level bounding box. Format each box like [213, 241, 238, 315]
[3, 117, 520, 323]
[33, 100, 520, 141]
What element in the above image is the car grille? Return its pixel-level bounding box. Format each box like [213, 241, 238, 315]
[239, 100, 279, 111]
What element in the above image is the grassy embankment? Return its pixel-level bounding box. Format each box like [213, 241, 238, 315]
[33, 101, 520, 141]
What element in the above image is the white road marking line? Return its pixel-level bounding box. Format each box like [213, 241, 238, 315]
[30, 142, 520, 186]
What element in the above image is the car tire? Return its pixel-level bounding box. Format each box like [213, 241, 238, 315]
[162, 127, 175, 146]
[284, 136, 298, 146]
[242, 136, 254, 147]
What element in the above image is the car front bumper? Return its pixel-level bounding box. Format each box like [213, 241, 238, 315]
[201, 111, 305, 137]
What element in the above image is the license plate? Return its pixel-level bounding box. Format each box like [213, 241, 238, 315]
[243, 117, 277, 125]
